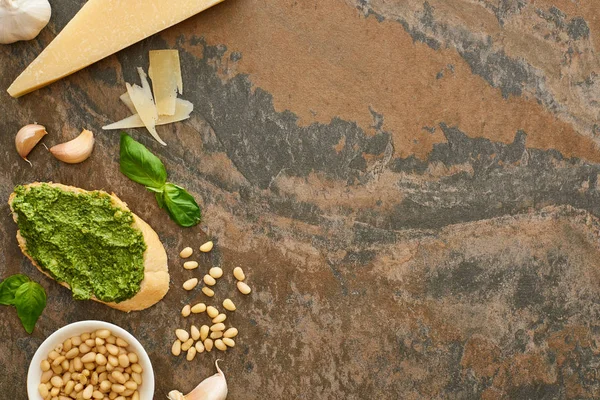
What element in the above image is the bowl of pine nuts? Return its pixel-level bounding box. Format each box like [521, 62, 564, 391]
[27, 320, 154, 400]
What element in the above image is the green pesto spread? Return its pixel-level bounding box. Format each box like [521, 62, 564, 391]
[11, 184, 146, 303]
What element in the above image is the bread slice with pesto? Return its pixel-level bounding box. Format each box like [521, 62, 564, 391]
[8, 182, 169, 312]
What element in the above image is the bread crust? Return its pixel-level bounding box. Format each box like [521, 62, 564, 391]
[8, 182, 169, 312]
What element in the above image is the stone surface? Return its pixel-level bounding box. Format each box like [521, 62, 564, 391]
[1, 0, 600, 398]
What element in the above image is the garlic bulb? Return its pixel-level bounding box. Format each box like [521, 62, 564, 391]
[168, 360, 228, 400]
[0, 0, 51, 44]
[49, 129, 95, 164]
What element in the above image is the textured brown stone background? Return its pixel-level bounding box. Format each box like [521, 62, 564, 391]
[1, 0, 600, 398]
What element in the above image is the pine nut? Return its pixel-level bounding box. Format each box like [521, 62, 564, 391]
[200, 325, 210, 341]
[131, 364, 142, 374]
[48, 350, 60, 361]
[95, 330, 111, 339]
[65, 348, 79, 359]
[125, 381, 138, 390]
[223, 338, 236, 348]
[212, 314, 227, 324]
[127, 353, 138, 364]
[191, 303, 206, 313]
[106, 344, 119, 356]
[181, 304, 191, 317]
[210, 323, 225, 332]
[210, 331, 223, 339]
[200, 241, 214, 252]
[83, 384, 93, 399]
[171, 340, 182, 356]
[38, 383, 49, 397]
[95, 353, 107, 366]
[179, 247, 193, 258]
[183, 261, 199, 270]
[223, 298, 236, 311]
[209, 267, 223, 279]
[233, 267, 245, 281]
[64, 380, 75, 395]
[100, 380, 112, 392]
[111, 383, 126, 394]
[206, 306, 219, 319]
[181, 338, 194, 352]
[108, 355, 119, 367]
[41, 370, 53, 383]
[63, 339, 73, 352]
[202, 287, 214, 297]
[132, 391, 140, 400]
[81, 353, 96, 364]
[214, 339, 227, 351]
[116, 338, 128, 348]
[183, 278, 198, 290]
[112, 371, 126, 384]
[131, 372, 142, 385]
[186, 347, 197, 361]
[175, 329, 189, 342]
[191, 325, 200, 341]
[95, 337, 105, 346]
[224, 328, 238, 338]
[204, 339, 214, 352]
[50, 387, 60, 396]
[203, 274, 216, 286]
[237, 281, 252, 295]
[79, 344, 91, 354]
[195, 341, 205, 353]
[41, 359, 51, 371]
[92, 390, 104, 399]
[51, 376, 64, 388]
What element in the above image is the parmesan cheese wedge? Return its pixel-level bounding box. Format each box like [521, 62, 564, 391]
[7, 0, 224, 98]
[103, 99, 194, 130]
[126, 68, 165, 146]
[149, 50, 183, 116]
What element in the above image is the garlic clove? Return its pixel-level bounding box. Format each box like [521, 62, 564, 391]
[49, 129, 95, 164]
[168, 360, 228, 400]
[15, 124, 48, 164]
[0, 0, 52, 44]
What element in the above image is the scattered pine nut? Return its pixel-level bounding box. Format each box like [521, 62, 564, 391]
[175, 329, 189, 342]
[183, 278, 198, 291]
[181, 339, 194, 352]
[203, 274, 216, 286]
[206, 306, 219, 319]
[214, 339, 227, 351]
[223, 328, 238, 338]
[222, 338, 235, 348]
[204, 339, 214, 352]
[237, 281, 251, 295]
[210, 331, 223, 339]
[181, 305, 191, 317]
[195, 341, 205, 353]
[191, 303, 206, 313]
[200, 241, 214, 253]
[183, 261, 199, 270]
[202, 287, 214, 297]
[223, 299, 236, 312]
[186, 347, 197, 361]
[200, 325, 210, 341]
[209, 267, 223, 279]
[210, 323, 225, 332]
[233, 267, 245, 281]
[190, 325, 200, 341]
[179, 247, 193, 258]
[212, 314, 227, 324]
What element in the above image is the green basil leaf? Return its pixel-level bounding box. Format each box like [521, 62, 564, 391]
[163, 183, 201, 227]
[119, 133, 167, 189]
[13, 281, 46, 334]
[0, 274, 30, 305]
[155, 191, 166, 209]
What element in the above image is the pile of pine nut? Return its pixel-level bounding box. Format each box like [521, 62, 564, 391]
[175, 241, 251, 360]
[38, 329, 142, 400]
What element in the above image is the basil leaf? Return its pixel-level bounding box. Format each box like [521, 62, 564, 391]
[0, 274, 30, 305]
[163, 183, 201, 227]
[119, 133, 167, 189]
[155, 191, 166, 209]
[13, 281, 46, 334]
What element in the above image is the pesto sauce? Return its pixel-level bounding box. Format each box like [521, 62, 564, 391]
[11, 184, 146, 303]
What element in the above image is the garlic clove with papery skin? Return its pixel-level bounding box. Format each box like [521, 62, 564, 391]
[15, 123, 47, 164]
[168, 360, 228, 400]
[49, 129, 95, 164]
[0, 0, 51, 44]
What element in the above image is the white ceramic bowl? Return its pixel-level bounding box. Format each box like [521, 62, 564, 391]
[27, 320, 154, 400]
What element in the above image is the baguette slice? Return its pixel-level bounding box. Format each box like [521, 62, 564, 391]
[8, 182, 169, 312]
